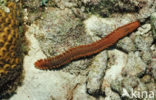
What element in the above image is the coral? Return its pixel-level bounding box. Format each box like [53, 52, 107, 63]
[0, 2, 23, 98]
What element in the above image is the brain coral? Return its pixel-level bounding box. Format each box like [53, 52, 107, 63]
[0, 2, 23, 98]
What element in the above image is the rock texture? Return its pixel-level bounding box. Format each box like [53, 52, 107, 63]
[8, 0, 156, 100]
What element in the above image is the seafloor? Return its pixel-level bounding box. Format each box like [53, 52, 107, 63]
[0, 0, 156, 100]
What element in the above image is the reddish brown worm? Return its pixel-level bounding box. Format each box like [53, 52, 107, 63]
[34, 21, 140, 70]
